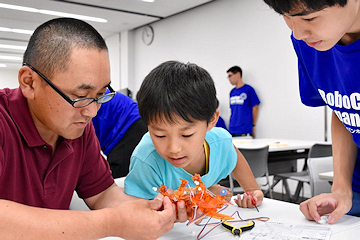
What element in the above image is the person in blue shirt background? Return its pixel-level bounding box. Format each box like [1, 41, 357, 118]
[215, 115, 228, 131]
[263, 0, 360, 224]
[227, 66, 260, 138]
[92, 91, 147, 178]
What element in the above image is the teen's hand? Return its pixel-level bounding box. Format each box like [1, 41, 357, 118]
[299, 191, 352, 224]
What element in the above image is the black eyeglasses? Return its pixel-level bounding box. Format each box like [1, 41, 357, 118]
[23, 63, 116, 108]
[227, 74, 235, 79]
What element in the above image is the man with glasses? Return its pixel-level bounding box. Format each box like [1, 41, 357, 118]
[227, 66, 260, 138]
[0, 18, 179, 239]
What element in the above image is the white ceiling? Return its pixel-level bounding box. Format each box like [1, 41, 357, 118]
[0, 0, 214, 69]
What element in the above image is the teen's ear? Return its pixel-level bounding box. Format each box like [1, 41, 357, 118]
[18, 66, 36, 100]
[207, 109, 220, 131]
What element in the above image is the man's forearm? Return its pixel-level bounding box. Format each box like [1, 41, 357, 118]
[0, 199, 112, 240]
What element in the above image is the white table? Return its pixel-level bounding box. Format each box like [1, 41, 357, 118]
[103, 197, 360, 240]
[232, 137, 321, 152]
[232, 138, 328, 175]
[319, 171, 334, 182]
[232, 138, 331, 201]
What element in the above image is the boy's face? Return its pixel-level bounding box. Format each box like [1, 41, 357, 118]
[283, 0, 360, 51]
[148, 114, 216, 174]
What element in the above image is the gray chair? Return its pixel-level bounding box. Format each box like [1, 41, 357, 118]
[308, 156, 333, 196]
[272, 143, 332, 202]
[229, 145, 272, 198]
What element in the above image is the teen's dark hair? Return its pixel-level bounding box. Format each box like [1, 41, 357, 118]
[227, 66, 242, 77]
[137, 61, 219, 125]
[263, 0, 347, 14]
[23, 17, 107, 78]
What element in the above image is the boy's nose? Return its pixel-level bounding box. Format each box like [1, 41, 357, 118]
[168, 137, 182, 154]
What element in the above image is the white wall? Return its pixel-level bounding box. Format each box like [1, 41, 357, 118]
[126, 0, 325, 141]
[0, 68, 19, 89]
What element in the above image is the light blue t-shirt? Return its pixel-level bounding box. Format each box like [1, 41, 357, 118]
[124, 127, 237, 199]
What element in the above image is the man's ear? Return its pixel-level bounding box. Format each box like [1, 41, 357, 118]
[207, 109, 220, 131]
[18, 66, 36, 100]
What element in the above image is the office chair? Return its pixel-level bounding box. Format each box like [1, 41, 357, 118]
[308, 156, 333, 196]
[229, 145, 273, 198]
[271, 143, 332, 202]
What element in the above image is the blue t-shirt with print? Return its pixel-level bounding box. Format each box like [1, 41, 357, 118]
[229, 84, 260, 135]
[292, 34, 360, 192]
[124, 127, 237, 199]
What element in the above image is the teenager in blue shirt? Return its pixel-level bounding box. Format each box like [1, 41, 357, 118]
[92, 91, 147, 178]
[227, 66, 260, 138]
[124, 61, 264, 209]
[264, 0, 360, 224]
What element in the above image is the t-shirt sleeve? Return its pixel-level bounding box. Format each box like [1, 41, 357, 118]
[124, 155, 163, 200]
[249, 87, 260, 107]
[291, 35, 326, 107]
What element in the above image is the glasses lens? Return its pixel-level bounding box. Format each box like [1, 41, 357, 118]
[98, 93, 115, 104]
[73, 99, 94, 108]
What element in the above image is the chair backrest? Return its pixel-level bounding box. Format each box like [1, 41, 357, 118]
[308, 143, 332, 158]
[308, 156, 333, 196]
[238, 145, 269, 178]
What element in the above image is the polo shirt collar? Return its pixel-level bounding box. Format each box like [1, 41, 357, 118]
[8, 88, 47, 147]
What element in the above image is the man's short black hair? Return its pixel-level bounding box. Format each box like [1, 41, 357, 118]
[23, 17, 107, 78]
[227, 66, 242, 77]
[137, 60, 219, 125]
[263, 0, 347, 14]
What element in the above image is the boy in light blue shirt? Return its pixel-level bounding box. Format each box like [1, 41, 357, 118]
[125, 61, 263, 209]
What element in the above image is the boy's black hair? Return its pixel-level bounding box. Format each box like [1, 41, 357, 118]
[137, 60, 219, 125]
[263, 0, 347, 14]
[227, 66, 242, 77]
[23, 17, 107, 79]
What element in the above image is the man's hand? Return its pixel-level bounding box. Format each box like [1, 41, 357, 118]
[109, 196, 176, 240]
[299, 191, 352, 224]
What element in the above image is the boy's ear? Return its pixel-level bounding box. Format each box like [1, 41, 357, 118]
[207, 109, 220, 131]
[18, 66, 36, 100]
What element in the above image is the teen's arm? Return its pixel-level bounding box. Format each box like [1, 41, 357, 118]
[252, 105, 259, 138]
[299, 112, 356, 224]
[231, 146, 264, 208]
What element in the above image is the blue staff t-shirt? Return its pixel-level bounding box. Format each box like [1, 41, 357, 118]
[291, 34, 360, 192]
[92, 91, 141, 156]
[229, 84, 260, 135]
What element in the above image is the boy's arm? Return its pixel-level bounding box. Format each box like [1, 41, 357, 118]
[0, 194, 175, 240]
[300, 112, 356, 224]
[231, 146, 264, 208]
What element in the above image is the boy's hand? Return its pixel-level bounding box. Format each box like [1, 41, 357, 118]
[208, 184, 233, 202]
[235, 190, 263, 208]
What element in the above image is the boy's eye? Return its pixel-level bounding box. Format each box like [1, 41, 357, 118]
[182, 134, 194, 138]
[304, 17, 315, 21]
[154, 134, 166, 138]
